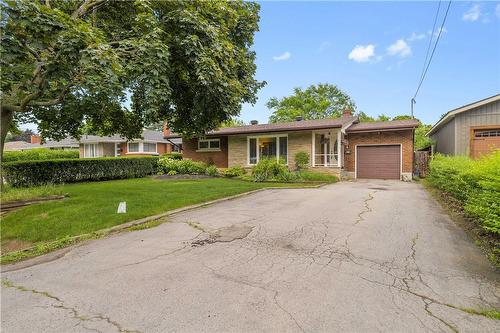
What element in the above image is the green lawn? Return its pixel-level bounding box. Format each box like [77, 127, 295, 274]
[1, 177, 301, 252]
[1, 185, 64, 203]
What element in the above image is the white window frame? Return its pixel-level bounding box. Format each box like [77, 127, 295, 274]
[143, 142, 157, 153]
[311, 130, 341, 167]
[246, 134, 288, 166]
[83, 143, 98, 158]
[127, 142, 140, 153]
[197, 138, 221, 152]
[126, 141, 159, 154]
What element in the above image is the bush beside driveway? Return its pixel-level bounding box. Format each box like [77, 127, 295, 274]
[425, 151, 500, 268]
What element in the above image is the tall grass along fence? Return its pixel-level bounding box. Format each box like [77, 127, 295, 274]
[2, 157, 159, 187]
[2, 148, 79, 162]
[427, 152, 500, 235]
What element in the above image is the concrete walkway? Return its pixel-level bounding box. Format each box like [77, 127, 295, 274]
[2, 180, 499, 332]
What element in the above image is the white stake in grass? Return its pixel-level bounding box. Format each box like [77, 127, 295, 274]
[117, 202, 127, 214]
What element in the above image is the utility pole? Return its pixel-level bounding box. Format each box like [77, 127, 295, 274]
[411, 98, 416, 119]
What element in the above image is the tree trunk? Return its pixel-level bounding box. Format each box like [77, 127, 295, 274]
[1, 107, 13, 162]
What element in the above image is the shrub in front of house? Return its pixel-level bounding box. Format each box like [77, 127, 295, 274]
[294, 151, 310, 171]
[251, 158, 297, 182]
[222, 166, 247, 178]
[157, 156, 207, 175]
[3, 148, 79, 162]
[205, 165, 219, 177]
[161, 152, 183, 160]
[427, 152, 500, 235]
[2, 157, 159, 187]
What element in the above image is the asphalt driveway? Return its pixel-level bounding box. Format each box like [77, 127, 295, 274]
[2, 180, 499, 332]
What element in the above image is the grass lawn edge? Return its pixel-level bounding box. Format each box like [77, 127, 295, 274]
[1, 182, 328, 268]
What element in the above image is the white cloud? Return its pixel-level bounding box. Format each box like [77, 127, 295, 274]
[348, 44, 376, 63]
[496, 4, 500, 18]
[428, 27, 448, 37]
[463, 4, 481, 21]
[387, 39, 412, 58]
[408, 32, 426, 41]
[272, 51, 291, 61]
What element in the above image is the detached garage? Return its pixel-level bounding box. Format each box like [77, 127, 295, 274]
[343, 120, 418, 181]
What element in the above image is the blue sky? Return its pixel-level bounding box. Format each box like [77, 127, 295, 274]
[239, 1, 500, 125]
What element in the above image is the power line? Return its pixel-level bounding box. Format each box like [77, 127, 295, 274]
[418, 1, 442, 87]
[411, 0, 452, 116]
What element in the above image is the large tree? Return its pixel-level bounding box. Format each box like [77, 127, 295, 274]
[267, 83, 356, 123]
[0, 0, 264, 158]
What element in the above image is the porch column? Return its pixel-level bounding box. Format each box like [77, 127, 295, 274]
[311, 131, 315, 167]
[337, 131, 342, 167]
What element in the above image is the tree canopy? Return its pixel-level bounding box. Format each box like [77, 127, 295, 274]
[0, 0, 264, 156]
[5, 129, 36, 143]
[267, 83, 356, 123]
[220, 118, 246, 128]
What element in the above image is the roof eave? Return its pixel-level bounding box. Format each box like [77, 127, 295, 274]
[428, 94, 500, 136]
[347, 126, 418, 134]
[164, 124, 346, 139]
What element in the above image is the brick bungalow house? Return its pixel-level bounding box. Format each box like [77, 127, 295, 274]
[165, 111, 419, 180]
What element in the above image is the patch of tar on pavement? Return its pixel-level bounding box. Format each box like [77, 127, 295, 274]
[191, 224, 253, 247]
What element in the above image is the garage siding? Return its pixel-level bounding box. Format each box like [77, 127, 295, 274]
[344, 130, 414, 174]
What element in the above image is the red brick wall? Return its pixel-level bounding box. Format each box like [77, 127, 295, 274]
[157, 143, 172, 154]
[344, 130, 414, 173]
[182, 137, 228, 167]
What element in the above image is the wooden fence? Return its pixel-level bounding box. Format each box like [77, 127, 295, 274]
[414, 151, 431, 178]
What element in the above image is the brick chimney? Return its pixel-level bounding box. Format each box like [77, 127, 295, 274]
[162, 121, 170, 137]
[342, 108, 352, 118]
[30, 135, 41, 144]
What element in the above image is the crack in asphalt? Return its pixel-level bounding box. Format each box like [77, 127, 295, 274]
[215, 218, 497, 332]
[203, 263, 306, 332]
[1, 279, 141, 333]
[5, 186, 497, 332]
[354, 191, 377, 224]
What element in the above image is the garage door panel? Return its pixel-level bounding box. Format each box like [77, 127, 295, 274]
[357, 145, 400, 179]
[471, 128, 500, 159]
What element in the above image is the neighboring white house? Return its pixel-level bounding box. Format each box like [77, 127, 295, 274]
[78, 130, 181, 158]
[4, 130, 182, 158]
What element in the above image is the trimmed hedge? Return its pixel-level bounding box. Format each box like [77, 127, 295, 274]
[427, 152, 500, 235]
[3, 148, 79, 162]
[2, 157, 159, 187]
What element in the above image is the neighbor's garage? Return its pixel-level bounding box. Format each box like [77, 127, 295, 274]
[356, 145, 400, 179]
[343, 120, 419, 181]
[471, 128, 500, 159]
